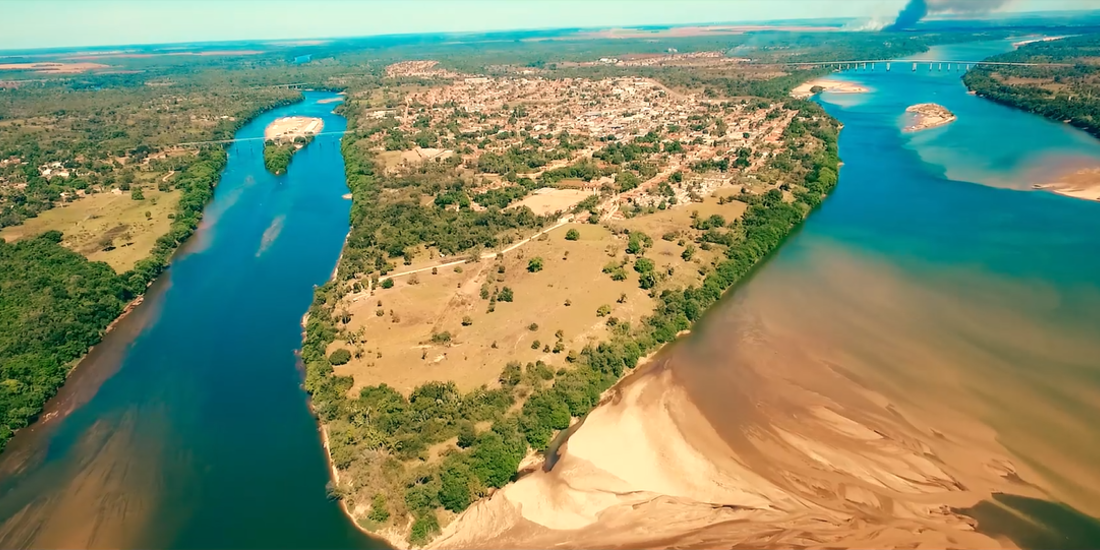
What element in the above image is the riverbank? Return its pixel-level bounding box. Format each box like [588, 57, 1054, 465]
[431, 356, 1019, 549]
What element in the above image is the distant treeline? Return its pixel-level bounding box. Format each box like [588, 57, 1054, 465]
[964, 34, 1100, 139]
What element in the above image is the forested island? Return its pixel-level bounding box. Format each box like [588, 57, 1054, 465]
[262, 116, 323, 174]
[964, 34, 1100, 139]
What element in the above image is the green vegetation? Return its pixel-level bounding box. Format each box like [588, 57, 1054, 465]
[302, 82, 840, 544]
[964, 34, 1100, 139]
[264, 141, 297, 175]
[0, 145, 229, 451]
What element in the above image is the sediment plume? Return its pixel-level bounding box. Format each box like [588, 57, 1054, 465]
[433, 244, 1100, 549]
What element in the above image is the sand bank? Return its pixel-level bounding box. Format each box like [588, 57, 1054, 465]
[431, 254, 1070, 549]
[264, 116, 323, 141]
[904, 103, 957, 132]
[1033, 165, 1100, 201]
[791, 78, 868, 99]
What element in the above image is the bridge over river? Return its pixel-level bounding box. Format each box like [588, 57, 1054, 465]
[765, 59, 1072, 72]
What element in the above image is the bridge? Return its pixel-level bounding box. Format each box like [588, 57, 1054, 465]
[176, 130, 349, 147]
[766, 59, 1073, 72]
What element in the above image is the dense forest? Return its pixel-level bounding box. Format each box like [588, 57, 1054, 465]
[305, 87, 840, 544]
[963, 33, 1100, 138]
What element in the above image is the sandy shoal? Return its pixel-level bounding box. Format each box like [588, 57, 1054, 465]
[431, 355, 1023, 549]
[791, 78, 869, 99]
[1034, 165, 1100, 202]
[264, 116, 323, 141]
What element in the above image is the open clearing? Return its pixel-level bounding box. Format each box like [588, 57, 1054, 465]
[1, 188, 181, 273]
[330, 189, 750, 396]
[0, 62, 110, 74]
[332, 223, 659, 395]
[511, 188, 594, 216]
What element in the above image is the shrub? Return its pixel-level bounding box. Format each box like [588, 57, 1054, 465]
[565, 228, 580, 241]
[328, 348, 352, 366]
[634, 258, 655, 273]
[531, 340, 541, 349]
[497, 287, 514, 302]
[409, 512, 440, 546]
[380, 278, 394, 289]
[461, 315, 473, 326]
[375, 308, 385, 317]
[596, 304, 611, 317]
[431, 331, 452, 344]
[528, 323, 539, 331]
[682, 244, 696, 261]
[457, 421, 478, 448]
[527, 257, 544, 272]
[368, 494, 390, 523]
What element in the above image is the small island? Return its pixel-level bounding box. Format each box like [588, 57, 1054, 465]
[904, 103, 956, 132]
[263, 116, 323, 175]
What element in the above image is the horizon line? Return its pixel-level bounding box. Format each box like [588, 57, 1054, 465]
[1, 9, 1097, 56]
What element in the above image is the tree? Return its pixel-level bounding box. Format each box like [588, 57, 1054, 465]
[682, 244, 696, 261]
[329, 348, 352, 365]
[462, 315, 473, 326]
[634, 258, 655, 273]
[499, 361, 522, 387]
[457, 421, 477, 448]
[439, 460, 475, 512]
[380, 278, 394, 289]
[596, 304, 611, 317]
[131, 187, 145, 200]
[497, 287, 514, 302]
[565, 228, 580, 241]
[368, 494, 390, 523]
[527, 257, 544, 272]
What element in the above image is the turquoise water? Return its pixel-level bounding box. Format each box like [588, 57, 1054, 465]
[673, 39, 1100, 548]
[0, 92, 381, 549]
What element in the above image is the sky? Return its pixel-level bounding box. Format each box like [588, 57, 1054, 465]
[3, 0, 1097, 51]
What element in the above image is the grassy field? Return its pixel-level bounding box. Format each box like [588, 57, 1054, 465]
[1, 187, 181, 273]
[332, 223, 658, 395]
[330, 189, 752, 397]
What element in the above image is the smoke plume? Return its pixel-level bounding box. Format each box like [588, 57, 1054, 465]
[884, 0, 1013, 31]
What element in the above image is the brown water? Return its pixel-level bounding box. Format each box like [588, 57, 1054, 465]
[664, 40, 1100, 547]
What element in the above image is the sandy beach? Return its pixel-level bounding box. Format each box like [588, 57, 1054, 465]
[791, 78, 869, 99]
[1033, 165, 1100, 201]
[264, 116, 323, 141]
[431, 280, 1055, 549]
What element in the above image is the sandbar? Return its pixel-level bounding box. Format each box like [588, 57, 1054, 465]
[264, 116, 323, 141]
[904, 103, 956, 132]
[1033, 165, 1100, 201]
[790, 78, 868, 99]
